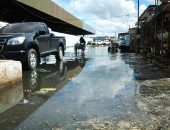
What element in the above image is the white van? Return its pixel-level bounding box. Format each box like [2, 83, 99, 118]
[124, 35, 131, 47]
[119, 35, 131, 51]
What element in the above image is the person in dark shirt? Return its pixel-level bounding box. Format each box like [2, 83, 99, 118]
[80, 36, 86, 46]
[74, 36, 86, 53]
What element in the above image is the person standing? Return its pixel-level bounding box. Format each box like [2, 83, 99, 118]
[80, 36, 86, 46]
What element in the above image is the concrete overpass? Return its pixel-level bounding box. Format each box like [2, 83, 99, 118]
[0, 0, 95, 35]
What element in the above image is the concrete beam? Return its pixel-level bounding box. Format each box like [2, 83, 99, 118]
[16, 0, 95, 35]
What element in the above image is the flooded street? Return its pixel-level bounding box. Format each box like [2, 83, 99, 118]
[0, 47, 170, 130]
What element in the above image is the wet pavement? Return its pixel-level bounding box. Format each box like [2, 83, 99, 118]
[0, 46, 170, 130]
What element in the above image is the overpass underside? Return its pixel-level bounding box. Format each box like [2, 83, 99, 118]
[0, 0, 95, 35]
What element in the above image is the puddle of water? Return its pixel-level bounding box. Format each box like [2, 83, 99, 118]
[16, 47, 139, 130]
[0, 46, 88, 130]
[1, 47, 170, 130]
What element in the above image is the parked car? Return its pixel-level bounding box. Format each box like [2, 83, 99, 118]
[0, 22, 66, 70]
[95, 40, 103, 46]
[103, 40, 111, 45]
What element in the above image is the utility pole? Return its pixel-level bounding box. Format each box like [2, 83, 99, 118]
[137, 0, 139, 29]
[137, 0, 140, 53]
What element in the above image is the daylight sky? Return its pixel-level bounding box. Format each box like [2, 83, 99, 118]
[52, 0, 156, 36]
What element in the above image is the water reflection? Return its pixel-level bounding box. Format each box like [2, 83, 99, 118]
[0, 54, 87, 130]
[0, 82, 23, 113]
[15, 48, 170, 130]
[15, 47, 137, 130]
[23, 61, 67, 98]
[0, 82, 23, 130]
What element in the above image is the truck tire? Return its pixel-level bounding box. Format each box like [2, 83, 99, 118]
[27, 49, 38, 70]
[56, 46, 63, 61]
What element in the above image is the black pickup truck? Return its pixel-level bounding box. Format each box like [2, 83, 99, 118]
[0, 22, 66, 69]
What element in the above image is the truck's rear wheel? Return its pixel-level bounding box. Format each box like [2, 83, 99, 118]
[27, 49, 38, 70]
[56, 46, 63, 61]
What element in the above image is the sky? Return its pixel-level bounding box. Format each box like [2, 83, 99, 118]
[51, 0, 156, 37]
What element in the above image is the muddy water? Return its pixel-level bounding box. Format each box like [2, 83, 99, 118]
[0, 47, 170, 130]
